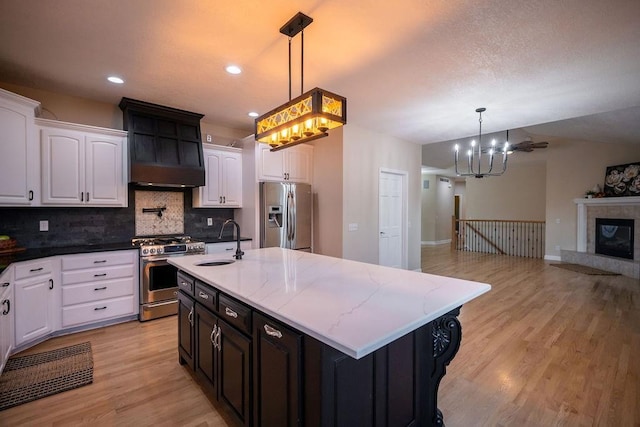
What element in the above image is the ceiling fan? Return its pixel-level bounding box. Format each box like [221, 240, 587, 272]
[510, 137, 549, 152]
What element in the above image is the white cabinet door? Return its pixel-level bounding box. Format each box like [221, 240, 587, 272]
[0, 267, 14, 373]
[39, 120, 127, 207]
[222, 151, 242, 207]
[41, 128, 84, 205]
[14, 270, 56, 347]
[256, 142, 313, 184]
[286, 144, 313, 184]
[193, 146, 242, 208]
[195, 149, 223, 207]
[257, 144, 286, 181]
[205, 240, 252, 255]
[0, 89, 40, 206]
[85, 134, 126, 206]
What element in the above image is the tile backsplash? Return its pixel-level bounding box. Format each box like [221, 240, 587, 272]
[135, 191, 184, 236]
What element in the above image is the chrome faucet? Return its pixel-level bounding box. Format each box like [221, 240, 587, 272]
[219, 219, 244, 260]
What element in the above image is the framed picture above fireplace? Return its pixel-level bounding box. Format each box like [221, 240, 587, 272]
[603, 162, 640, 197]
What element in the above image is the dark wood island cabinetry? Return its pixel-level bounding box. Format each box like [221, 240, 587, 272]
[170, 248, 490, 426]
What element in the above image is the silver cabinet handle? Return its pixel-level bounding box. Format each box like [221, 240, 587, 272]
[210, 325, 218, 347]
[180, 281, 190, 289]
[93, 260, 107, 264]
[264, 324, 282, 338]
[188, 307, 194, 326]
[225, 307, 238, 318]
[94, 286, 107, 291]
[216, 326, 222, 351]
[94, 306, 107, 311]
[198, 291, 209, 300]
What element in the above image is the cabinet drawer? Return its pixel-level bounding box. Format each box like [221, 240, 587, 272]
[62, 264, 134, 285]
[62, 277, 134, 306]
[15, 259, 53, 280]
[195, 281, 217, 312]
[218, 294, 251, 334]
[61, 295, 135, 328]
[177, 271, 195, 296]
[61, 250, 135, 271]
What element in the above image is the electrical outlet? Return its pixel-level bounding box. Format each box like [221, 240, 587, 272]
[207, 218, 213, 226]
[206, 134, 212, 142]
[39, 220, 49, 232]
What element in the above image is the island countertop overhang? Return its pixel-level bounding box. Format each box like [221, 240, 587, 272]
[168, 247, 491, 359]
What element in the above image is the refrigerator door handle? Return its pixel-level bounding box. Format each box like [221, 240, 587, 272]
[287, 190, 295, 242]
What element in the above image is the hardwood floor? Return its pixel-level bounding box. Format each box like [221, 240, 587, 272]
[2, 246, 638, 426]
[425, 246, 640, 427]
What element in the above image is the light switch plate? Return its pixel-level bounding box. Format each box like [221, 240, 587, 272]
[207, 218, 213, 226]
[348, 223, 358, 232]
[39, 220, 49, 232]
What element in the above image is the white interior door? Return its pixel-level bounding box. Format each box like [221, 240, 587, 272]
[379, 169, 407, 268]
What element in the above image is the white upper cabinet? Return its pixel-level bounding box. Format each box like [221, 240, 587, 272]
[256, 142, 313, 184]
[0, 88, 41, 206]
[193, 145, 243, 208]
[39, 119, 128, 207]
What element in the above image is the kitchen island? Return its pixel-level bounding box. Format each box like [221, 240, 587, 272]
[169, 248, 490, 426]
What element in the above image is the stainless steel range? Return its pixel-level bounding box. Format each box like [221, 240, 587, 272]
[132, 235, 205, 321]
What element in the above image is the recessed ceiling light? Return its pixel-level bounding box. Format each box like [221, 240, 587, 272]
[248, 112, 259, 118]
[225, 65, 242, 75]
[107, 76, 124, 84]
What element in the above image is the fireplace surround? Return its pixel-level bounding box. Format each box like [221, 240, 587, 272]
[562, 196, 640, 278]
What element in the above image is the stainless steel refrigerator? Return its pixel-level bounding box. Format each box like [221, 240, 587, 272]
[260, 182, 312, 251]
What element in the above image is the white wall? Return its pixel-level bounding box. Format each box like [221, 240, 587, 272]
[435, 177, 455, 242]
[464, 160, 547, 220]
[310, 129, 343, 257]
[342, 124, 422, 270]
[421, 173, 437, 243]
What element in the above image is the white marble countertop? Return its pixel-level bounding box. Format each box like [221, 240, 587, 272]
[168, 247, 491, 359]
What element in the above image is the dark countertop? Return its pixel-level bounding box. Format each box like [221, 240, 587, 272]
[0, 237, 252, 274]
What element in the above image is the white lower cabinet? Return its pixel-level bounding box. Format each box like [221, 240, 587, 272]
[14, 258, 59, 347]
[1, 267, 14, 373]
[205, 240, 253, 255]
[60, 250, 137, 328]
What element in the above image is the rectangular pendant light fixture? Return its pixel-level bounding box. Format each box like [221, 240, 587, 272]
[255, 87, 347, 151]
[254, 12, 347, 151]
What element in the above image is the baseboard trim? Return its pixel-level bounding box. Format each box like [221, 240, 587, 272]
[421, 240, 451, 246]
[544, 255, 562, 261]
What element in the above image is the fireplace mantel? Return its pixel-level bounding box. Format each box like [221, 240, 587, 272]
[573, 196, 640, 252]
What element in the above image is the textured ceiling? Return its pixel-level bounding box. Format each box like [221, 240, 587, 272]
[1, 0, 639, 155]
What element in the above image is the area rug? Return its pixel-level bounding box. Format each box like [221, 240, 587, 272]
[550, 263, 620, 276]
[0, 342, 93, 411]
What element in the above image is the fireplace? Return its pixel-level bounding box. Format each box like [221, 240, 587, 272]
[595, 218, 634, 260]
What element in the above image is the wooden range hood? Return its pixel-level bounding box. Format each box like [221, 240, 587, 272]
[119, 98, 205, 187]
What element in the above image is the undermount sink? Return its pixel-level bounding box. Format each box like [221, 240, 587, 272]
[195, 260, 235, 267]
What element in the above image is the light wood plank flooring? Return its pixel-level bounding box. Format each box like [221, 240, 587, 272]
[2, 246, 638, 426]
